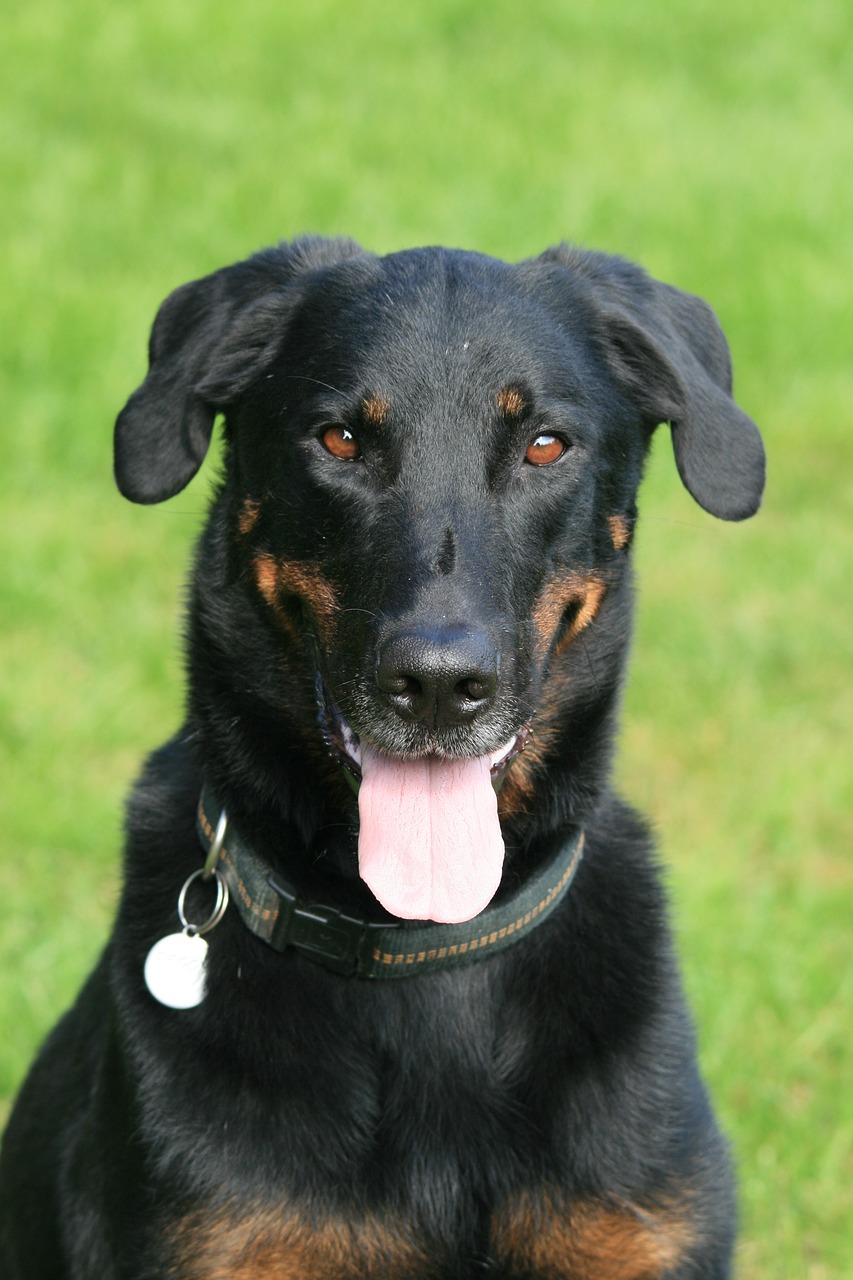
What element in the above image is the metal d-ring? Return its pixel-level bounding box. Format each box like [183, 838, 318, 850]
[177, 867, 230, 937]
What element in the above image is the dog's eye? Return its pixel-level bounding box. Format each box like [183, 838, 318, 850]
[321, 425, 361, 461]
[525, 433, 568, 466]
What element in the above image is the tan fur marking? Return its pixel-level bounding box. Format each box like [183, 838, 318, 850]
[253, 552, 282, 611]
[252, 553, 339, 648]
[238, 497, 262, 536]
[497, 726, 550, 820]
[362, 395, 390, 425]
[169, 1207, 434, 1280]
[497, 385, 526, 418]
[490, 1190, 697, 1279]
[278, 561, 339, 645]
[562, 577, 606, 652]
[499, 573, 606, 819]
[497, 681, 573, 820]
[608, 513, 631, 551]
[531, 571, 606, 663]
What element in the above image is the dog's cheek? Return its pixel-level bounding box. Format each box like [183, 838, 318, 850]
[531, 570, 607, 665]
[497, 570, 608, 821]
[489, 1189, 698, 1279]
[497, 650, 580, 824]
[497, 701, 564, 821]
[251, 553, 340, 654]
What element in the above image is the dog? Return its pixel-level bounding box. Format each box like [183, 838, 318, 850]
[0, 238, 764, 1278]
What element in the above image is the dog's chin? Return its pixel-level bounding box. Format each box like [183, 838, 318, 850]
[315, 675, 530, 786]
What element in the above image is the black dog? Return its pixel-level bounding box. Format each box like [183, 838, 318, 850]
[0, 239, 764, 1278]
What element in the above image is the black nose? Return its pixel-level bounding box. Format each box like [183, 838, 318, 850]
[377, 626, 500, 727]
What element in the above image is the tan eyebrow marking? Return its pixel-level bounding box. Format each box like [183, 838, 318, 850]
[362, 395, 390, 425]
[497, 386, 526, 419]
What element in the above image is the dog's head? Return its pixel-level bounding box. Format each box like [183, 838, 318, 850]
[115, 238, 764, 922]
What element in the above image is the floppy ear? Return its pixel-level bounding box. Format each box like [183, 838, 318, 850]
[538, 248, 765, 520]
[114, 237, 367, 504]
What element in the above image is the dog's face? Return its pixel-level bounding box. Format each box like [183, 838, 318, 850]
[231, 253, 636, 754]
[115, 239, 764, 922]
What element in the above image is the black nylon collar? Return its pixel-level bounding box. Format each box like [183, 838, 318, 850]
[197, 786, 584, 979]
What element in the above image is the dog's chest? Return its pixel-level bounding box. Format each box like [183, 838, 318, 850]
[163, 1190, 695, 1279]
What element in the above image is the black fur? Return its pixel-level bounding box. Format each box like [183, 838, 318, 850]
[0, 239, 764, 1278]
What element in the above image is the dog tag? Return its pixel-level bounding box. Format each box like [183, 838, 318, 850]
[144, 930, 209, 1009]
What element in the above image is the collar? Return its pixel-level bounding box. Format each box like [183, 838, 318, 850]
[197, 785, 584, 980]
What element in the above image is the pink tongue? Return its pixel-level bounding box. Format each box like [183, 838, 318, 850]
[357, 745, 505, 923]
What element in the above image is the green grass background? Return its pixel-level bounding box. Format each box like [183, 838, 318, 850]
[1, 0, 851, 1273]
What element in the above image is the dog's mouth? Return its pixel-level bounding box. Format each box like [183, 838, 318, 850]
[317, 678, 530, 924]
[317, 682, 530, 786]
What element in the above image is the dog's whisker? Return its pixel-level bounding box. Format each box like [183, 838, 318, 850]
[285, 373, 347, 396]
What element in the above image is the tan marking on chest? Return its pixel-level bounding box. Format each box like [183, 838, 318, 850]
[169, 1207, 435, 1280]
[490, 1190, 697, 1279]
[252, 553, 339, 649]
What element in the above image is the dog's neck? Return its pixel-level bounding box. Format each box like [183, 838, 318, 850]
[195, 782, 586, 978]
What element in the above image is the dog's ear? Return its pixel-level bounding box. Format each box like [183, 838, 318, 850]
[536, 247, 765, 520]
[114, 237, 367, 504]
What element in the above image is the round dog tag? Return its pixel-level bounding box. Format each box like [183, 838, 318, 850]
[144, 930, 209, 1009]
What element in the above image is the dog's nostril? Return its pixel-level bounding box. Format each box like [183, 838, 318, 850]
[382, 673, 422, 699]
[458, 674, 495, 702]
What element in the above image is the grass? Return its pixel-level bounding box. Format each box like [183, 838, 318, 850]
[2, 0, 851, 1272]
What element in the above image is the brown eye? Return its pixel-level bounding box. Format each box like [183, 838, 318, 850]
[321, 425, 361, 461]
[525, 433, 567, 466]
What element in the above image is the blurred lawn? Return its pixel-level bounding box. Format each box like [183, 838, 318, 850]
[1, 0, 851, 1273]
